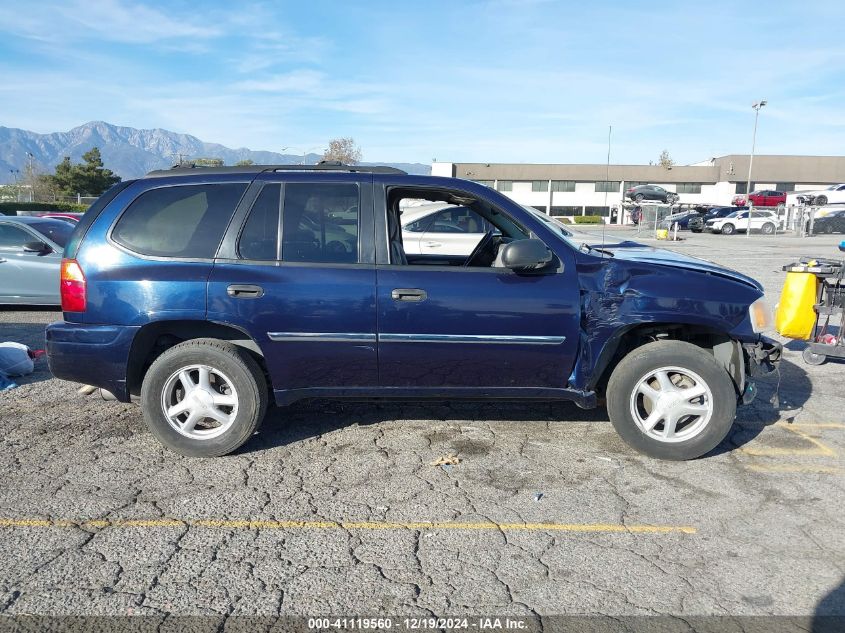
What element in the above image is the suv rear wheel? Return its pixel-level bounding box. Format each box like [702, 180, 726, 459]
[140, 338, 268, 457]
[761, 222, 776, 235]
[606, 340, 736, 460]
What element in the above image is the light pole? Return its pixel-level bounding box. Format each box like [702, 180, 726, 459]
[745, 100, 766, 238]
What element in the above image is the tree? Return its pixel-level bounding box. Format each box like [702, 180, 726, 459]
[193, 158, 224, 167]
[658, 150, 675, 169]
[235, 159, 255, 166]
[322, 137, 362, 164]
[43, 147, 120, 196]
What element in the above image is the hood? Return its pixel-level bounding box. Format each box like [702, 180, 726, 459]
[587, 240, 763, 290]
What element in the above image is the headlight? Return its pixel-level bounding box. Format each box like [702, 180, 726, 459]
[749, 297, 773, 333]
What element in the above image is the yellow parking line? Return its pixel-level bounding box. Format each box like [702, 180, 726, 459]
[740, 425, 838, 457]
[0, 518, 696, 534]
[774, 422, 845, 430]
[745, 464, 845, 475]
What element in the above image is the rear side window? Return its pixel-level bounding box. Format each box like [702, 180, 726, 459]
[65, 180, 134, 258]
[112, 183, 246, 258]
[281, 183, 359, 263]
[239, 184, 281, 260]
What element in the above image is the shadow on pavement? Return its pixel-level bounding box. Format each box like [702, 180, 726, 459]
[244, 399, 610, 455]
[813, 575, 845, 632]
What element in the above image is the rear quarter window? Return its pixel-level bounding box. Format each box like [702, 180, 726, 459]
[112, 183, 247, 258]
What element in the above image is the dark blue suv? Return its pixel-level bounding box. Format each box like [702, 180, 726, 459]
[47, 163, 780, 460]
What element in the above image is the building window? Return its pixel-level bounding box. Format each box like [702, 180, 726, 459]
[531, 205, 548, 213]
[550, 206, 581, 216]
[497, 180, 513, 192]
[531, 180, 549, 192]
[551, 180, 576, 192]
[775, 182, 795, 192]
[594, 181, 620, 193]
[735, 182, 755, 195]
[585, 206, 611, 217]
[676, 183, 703, 194]
[472, 180, 494, 187]
[625, 181, 648, 188]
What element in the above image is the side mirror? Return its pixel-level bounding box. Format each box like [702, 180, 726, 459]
[499, 239, 553, 273]
[23, 241, 51, 255]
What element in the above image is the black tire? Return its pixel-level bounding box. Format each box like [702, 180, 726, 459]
[606, 340, 737, 460]
[635, 193, 644, 202]
[140, 338, 268, 457]
[823, 223, 834, 234]
[761, 222, 776, 235]
[802, 347, 826, 366]
[721, 223, 735, 235]
[815, 195, 828, 205]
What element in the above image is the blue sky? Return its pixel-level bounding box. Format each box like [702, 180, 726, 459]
[0, 0, 843, 165]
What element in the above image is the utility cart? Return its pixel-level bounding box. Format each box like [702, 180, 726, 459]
[779, 242, 845, 365]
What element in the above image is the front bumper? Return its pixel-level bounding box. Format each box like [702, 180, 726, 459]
[743, 336, 782, 378]
[46, 321, 139, 402]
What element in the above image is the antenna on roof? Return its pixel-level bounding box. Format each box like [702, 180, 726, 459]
[601, 125, 611, 256]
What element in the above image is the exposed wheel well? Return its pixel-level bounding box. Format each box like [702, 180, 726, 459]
[593, 323, 744, 397]
[127, 321, 270, 397]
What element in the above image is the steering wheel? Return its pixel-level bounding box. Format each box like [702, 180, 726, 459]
[464, 229, 496, 267]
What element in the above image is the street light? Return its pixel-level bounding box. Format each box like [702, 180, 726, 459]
[745, 100, 766, 238]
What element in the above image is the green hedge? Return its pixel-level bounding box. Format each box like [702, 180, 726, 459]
[0, 202, 89, 215]
[573, 215, 604, 224]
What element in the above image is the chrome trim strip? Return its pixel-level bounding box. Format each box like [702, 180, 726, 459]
[378, 333, 566, 345]
[268, 332, 376, 343]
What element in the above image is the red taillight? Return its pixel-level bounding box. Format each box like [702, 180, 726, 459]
[60, 259, 86, 312]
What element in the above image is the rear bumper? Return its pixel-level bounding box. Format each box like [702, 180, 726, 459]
[46, 321, 139, 402]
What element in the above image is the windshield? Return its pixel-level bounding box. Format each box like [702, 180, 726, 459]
[29, 219, 74, 248]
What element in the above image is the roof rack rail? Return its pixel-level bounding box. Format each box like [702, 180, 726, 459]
[146, 161, 407, 178]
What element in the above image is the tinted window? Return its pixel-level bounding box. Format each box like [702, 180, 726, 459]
[403, 215, 435, 232]
[65, 180, 134, 258]
[113, 183, 246, 258]
[281, 183, 359, 263]
[239, 184, 280, 260]
[29, 220, 74, 248]
[0, 224, 32, 249]
[427, 206, 486, 233]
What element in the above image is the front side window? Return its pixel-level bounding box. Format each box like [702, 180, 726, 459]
[281, 183, 359, 263]
[239, 184, 281, 260]
[0, 224, 33, 250]
[113, 183, 246, 258]
[427, 206, 486, 234]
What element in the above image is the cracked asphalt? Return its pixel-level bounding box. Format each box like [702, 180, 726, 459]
[0, 230, 843, 623]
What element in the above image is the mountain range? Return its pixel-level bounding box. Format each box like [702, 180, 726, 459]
[0, 121, 430, 184]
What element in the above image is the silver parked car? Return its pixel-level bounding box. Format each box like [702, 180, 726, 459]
[0, 216, 74, 305]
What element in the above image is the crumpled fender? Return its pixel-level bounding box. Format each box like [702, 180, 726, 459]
[569, 256, 762, 392]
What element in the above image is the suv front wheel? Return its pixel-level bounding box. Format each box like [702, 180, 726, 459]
[606, 340, 736, 460]
[140, 338, 268, 457]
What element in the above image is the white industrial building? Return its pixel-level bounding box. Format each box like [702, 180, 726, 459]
[431, 154, 845, 224]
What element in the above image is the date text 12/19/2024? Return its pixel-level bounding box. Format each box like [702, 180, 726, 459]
[307, 617, 529, 630]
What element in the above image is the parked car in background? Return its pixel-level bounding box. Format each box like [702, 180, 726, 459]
[625, 184, 679, 204]
[810, 209, 845, 234]
[401, 203, 492, 256]
[38, 213, 81, 223]
[732, 190, 786, 207]
[705, 206, 747, 221]
[0, 216, 74, 304]
[794, 184, 845, 206]
[660, 211, 703, 232]
[46, 164, 780, 461]
[706, 210, 779, 235]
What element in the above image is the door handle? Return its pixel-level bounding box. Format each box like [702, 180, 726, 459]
[227, 284, 264, 298]
[423, 241, 442, 247]
[391, 288, 427, 302]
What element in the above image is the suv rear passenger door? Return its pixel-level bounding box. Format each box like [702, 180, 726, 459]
[207, 173, 378, 402]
